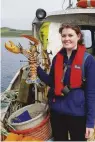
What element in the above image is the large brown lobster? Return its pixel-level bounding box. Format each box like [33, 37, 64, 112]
[5, 35, 40, 85]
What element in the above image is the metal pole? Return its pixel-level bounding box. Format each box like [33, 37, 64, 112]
[34, 84, 38, 103]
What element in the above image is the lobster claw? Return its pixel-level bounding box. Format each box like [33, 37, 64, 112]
[5, 41, 20, 54]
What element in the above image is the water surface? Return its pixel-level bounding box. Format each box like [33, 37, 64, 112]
[1, 37, 30, 92]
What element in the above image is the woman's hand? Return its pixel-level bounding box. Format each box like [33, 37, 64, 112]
[85, 127, 94, 139]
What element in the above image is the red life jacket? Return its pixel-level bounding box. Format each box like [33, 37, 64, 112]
[54, 44, 86, 96]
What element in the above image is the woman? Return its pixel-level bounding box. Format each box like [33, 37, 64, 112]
[30, 24, 95, 141]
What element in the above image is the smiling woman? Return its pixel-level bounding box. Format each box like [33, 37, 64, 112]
[59, 24, 82, 51]
[29, 23, 95, 141]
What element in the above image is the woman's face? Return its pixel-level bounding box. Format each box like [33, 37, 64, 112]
[61, 28, 81, 49]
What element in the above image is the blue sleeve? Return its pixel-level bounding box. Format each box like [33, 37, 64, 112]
[37, 57, 56, 87]
[85, 55, 95, 128]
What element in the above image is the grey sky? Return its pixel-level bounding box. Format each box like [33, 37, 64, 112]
[1, 0, 77, 30]
[1, 0, 63, 30]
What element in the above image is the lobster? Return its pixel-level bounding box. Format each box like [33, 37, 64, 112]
[5, 35, 40, 85]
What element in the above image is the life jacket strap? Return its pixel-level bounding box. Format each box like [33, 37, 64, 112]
[61, 85, 84, 96]
[61, 52, 90, 96]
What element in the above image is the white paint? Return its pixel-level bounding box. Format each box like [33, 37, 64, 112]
[47, 23, 62, 61]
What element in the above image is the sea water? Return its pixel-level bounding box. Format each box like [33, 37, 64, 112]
[1, 37, 30, 92]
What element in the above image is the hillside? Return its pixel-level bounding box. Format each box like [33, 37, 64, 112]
[1, 27, 32, 37]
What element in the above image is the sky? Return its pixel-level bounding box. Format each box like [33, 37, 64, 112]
[1, 0, 77, 30]
[1, 0, 63, 30]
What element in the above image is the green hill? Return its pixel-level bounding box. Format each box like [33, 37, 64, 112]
[1, 27, 32, 37]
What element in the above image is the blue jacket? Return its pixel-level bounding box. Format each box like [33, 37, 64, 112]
[37, 48, 95, 128]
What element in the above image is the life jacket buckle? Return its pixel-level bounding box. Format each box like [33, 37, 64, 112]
[61, 85, 70, 95]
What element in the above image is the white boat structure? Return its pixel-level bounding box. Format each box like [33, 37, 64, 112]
[1, 0, 95, 141]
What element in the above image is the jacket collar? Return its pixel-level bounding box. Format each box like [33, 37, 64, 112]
[59, 47, 77, 59]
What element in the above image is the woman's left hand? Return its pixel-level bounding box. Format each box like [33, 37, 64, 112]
[85, 127, 94, 139]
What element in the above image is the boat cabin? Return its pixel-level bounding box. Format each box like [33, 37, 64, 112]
[32, 8, 95, 62]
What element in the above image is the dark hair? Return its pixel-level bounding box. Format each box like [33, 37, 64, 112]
[59, 24, 84, 45]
